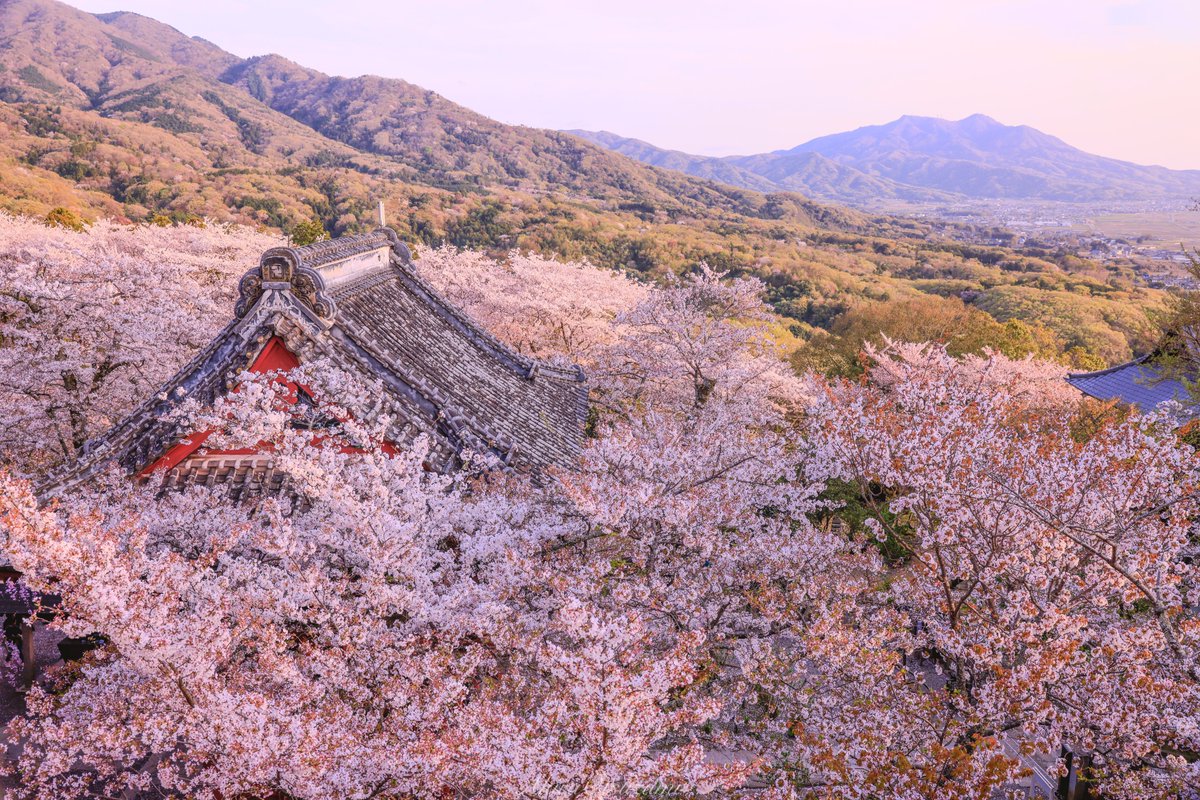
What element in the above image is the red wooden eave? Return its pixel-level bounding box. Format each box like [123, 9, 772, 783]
[140, 337, 301, 476]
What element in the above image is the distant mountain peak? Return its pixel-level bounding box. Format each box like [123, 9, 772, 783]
[958, 112, 1000, 125]
[577, 114, 1200, 205]
[93, 10, 155, 23]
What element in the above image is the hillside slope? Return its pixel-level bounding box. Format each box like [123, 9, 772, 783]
[567, 130, 781, 193]
[0, 0, 862, 227]
[568, 130, 958, 204]
[0, 0, 1172, 368]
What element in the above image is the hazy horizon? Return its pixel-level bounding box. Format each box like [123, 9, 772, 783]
[67, 0, 1200, 170]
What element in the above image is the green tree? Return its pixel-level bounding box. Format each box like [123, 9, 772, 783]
[444, 200, 513, 249]
[792, 295, 1063, 378]
[290, 219, 329, 247]
[43, 207, 87, 232]
[1148, 248, 1200, 395]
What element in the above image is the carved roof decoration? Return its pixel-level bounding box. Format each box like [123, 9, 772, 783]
[39, 228, 589, 498]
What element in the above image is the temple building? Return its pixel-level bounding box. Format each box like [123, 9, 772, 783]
[1067, 354, 1192, 413]
[4, 228, 590, 685]
[39, 227, 590, 497]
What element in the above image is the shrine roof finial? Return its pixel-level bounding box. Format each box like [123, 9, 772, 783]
[235, 228, 411, 320]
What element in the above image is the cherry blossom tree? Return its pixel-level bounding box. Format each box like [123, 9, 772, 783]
[794, 342, 1200, 799]
[417, 246, 646, 365]
[590, 266, 803, 411]
[861, 337, 1082, 410]
[0, 213, 277, 474]
[0, 365, 749, 800]
[544, 268, 878, 800]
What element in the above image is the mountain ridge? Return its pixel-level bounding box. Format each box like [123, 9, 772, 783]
[570, 115, 1200, 205]
[0, 0, 860, 228]
[0, 0, 1173, 369]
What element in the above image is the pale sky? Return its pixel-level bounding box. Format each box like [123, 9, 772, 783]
[69, 0, 1200, 169]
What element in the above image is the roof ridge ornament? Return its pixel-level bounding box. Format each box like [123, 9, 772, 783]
[235, 247, 337, 321]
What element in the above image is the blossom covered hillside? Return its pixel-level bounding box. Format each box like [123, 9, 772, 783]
[0, 219, 1196, 799]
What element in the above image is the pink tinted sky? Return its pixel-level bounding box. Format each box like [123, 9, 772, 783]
[71, 0, 1200, 169]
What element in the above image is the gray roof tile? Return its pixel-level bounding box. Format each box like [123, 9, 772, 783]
[1066, 356, 1192, 412]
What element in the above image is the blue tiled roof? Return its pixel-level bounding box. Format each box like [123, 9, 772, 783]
[1066, 355, 1194, 413]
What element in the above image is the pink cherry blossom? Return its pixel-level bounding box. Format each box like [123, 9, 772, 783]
[0, 218, 1195, 799]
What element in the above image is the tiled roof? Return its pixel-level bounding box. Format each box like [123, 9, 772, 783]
[334, 263, 586, 469]
[38, 228, 588, 497]
[1066, 355, 1193, 412]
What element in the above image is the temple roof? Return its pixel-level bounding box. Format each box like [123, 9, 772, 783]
[39, 228, 588, 497]
[1066, 354, 1192, 412]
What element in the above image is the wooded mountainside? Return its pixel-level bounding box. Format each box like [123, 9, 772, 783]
[0, 0, 1174, 367]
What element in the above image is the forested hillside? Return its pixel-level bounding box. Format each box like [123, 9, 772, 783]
[0, 0, 1172, 366]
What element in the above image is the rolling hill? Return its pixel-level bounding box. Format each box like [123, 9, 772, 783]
[0, 0, 1175, 368]
[570, 115, 1200, 205]
[0, 0, 864, 227]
